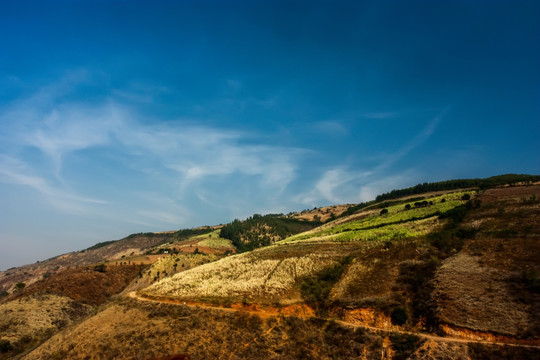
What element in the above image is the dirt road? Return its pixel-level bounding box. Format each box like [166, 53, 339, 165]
[127, 291, 540, 350]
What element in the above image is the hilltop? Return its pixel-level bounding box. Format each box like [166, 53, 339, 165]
[0, 174, 539, 359]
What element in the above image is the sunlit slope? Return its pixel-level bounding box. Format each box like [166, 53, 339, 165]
[281, 191, 471, 244]
[140, 191, 473, 305]
[122, 230, 234, 292]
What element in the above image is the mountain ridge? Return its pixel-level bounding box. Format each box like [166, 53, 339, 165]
[1, 174, 539, 359]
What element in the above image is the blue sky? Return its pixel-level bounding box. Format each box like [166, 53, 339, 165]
[0, 0, 538, 269]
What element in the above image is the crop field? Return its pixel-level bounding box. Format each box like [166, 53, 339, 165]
[280, 191, 472, 245]
[125, 253, 221, 293]
[142, 191, 474, 305]
[141, 251, 340, 303]
[147, 229, 235, 256]
[195, 231, 235, 250]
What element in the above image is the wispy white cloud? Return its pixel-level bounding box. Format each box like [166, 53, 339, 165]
[0, 155, 108, 213]
[296, 111, 447, 205]
[0, 72, 450, 235]
[373, 109, 447, 172]
[362, 111, 403, 119]
[359, 107, 438, 120]
[0, 75, 301, 226]
[313, 121, 348, 135]
[111, 82, 170, 104]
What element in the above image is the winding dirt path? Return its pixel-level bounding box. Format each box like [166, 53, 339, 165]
[127, 291, 540, 349]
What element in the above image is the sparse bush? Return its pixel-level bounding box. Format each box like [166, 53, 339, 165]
[414, 200, 429, 207]
[389, 333, 422, 360]
[522, 269, 540, 293]
[15, 282, 26, 290]
[0, 339, 13, 353]
[429, 231, 464, 254]
[438, 204, 469, 223]
[390, 307, 408, 325]
[468, 342, 540, 360]
[93, 264, 106, 273]
[380, 208, 388, 215]
[300, 256, 353, 315]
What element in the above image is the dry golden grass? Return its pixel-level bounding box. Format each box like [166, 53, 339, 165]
[24, 296, 388, 360]
[142, 251, 339, 303]
[290, 204, 352, 222]
[0, 294, 93, 358]
[125, 253, 221, 293]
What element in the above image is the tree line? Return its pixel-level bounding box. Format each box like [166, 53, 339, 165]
[220, 214, 321, 252]
[375, 174, 539, 202]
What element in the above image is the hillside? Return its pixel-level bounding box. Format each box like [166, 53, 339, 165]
[1, 176, 539, 359]
[0, 227, 220, 297]
[219, 214, 322, 252]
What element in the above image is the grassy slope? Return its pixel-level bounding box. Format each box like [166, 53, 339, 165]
[5, 181, 540, 360]
[142, 191, 470, 304]
[141, 186, 540, 340]
[8, 265, 145, 306]
[0, 294, 93, 359]
[24, 296, 388, 360]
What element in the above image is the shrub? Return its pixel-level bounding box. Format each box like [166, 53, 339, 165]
[15, 282, 26, 290]
[389, 333, 422, 360]
[522, 269, 540, 293]
[300, 256, 353, 315]
[93, 264, 106, 273]
[461, 193, 471, 200]
[0, 340, 13, 353]
[390, 307, 408, 325]
[429, 232, 464, 254]
[380, 208, 388, 215]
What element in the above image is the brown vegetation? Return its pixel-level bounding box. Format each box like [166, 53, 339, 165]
[433, 185, 540, 338]
[0, 294, 93, 359]
[24, 296, 389, 360]
[8, 264, 145, 306]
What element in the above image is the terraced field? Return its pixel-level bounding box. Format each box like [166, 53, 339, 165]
[141, 191, 474, 307]
[281, 191, 473, 244]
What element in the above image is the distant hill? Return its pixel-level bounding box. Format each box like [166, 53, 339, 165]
[1, 174, 539, 360]
[375, 173, 540, 201]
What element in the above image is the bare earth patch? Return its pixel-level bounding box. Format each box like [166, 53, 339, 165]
[433, 252, 529, 336]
